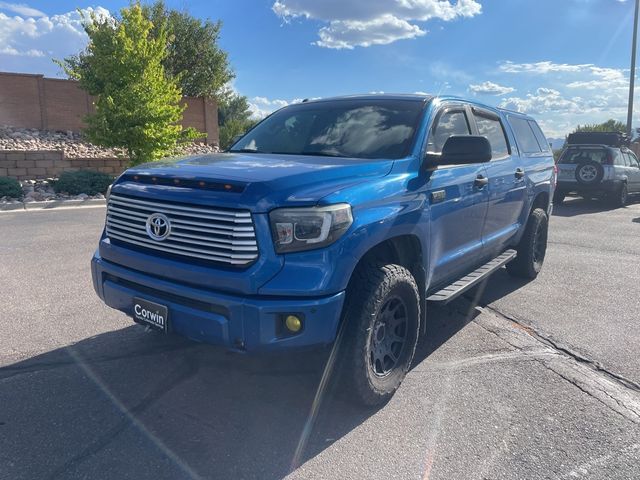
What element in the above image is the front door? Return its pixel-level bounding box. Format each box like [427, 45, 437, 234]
[424, 105, 490, 287]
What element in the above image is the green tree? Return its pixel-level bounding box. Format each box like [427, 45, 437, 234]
[218, 94, 252, 126]
[142, 1, 234, 100]
[218, 94, 257, 150]
[59, 4, 197, 165]
[219, 118, 256, 150]
[572, 119, 626, 133]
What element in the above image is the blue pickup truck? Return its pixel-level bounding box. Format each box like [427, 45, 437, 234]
[91, 94, 555, 405]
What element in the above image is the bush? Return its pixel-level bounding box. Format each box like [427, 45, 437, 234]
[52, 170, 113, 196]
[0, 177, 23, 198]
[60, 4, 200, 165]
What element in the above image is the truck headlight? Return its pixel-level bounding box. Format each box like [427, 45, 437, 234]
[269, 204, 353, 253]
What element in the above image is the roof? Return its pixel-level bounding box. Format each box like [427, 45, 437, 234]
[301, 93, 433, 103]
[291, 94, 538, 121]
[496, 107, 535, 119]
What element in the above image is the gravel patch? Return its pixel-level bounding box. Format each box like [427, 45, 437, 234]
[0, 125, 219, 158]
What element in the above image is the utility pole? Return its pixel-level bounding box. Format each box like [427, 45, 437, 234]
[627, 0, 640, 136]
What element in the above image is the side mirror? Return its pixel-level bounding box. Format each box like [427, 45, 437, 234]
[427, 135, 492, 167]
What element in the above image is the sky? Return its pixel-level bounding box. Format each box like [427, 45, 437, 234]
[0, 0, 637, 138]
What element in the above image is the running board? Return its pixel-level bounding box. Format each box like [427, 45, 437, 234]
[426, 249, 517, 304]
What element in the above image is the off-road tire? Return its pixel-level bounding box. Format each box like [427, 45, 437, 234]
[610, 183, 628, 208]
[336, 263, 420, 406]
[506, 208, 548, 279]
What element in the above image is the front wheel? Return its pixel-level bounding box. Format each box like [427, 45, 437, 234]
[506, 208, 549, 279]
[337, 263, 420, 406]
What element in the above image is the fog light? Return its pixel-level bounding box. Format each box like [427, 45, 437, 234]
[285, 315, 303, 333]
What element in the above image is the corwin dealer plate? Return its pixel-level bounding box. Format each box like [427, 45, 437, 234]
[132, 297, 169, 332]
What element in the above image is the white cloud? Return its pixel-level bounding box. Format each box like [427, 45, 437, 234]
[566, 66, 627, 90]
[469, 81, 515, 96]
[499, 88, 583, 115]
[248, 96, 324, 118]
[500, 61, 628, 88]
[495, 59, 636, 136]
[0, 1, 44, 17]
[499, 60, 591, 74]
[248, 96, 293, 118]
[316, 15, 426, 49]
[0, 6, 110, 75]
[272, 0, 482, 49]
[0, 45, 43, 56]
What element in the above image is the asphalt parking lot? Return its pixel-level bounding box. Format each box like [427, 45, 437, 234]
[1, 198, 640, 479]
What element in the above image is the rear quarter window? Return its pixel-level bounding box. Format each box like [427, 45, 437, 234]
[528, 121, 551, 152]
[508, 116, 541, 154]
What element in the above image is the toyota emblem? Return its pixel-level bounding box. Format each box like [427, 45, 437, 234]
[145, 213, 171, 241]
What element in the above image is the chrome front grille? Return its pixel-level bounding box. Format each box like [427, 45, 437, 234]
[105, 193, 258, 266]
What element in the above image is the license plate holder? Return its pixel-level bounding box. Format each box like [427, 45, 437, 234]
[132, 297, 169, 332]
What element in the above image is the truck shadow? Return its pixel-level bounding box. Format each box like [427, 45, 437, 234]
[1, 300, 480, 480]
[552, 195, 639, 217]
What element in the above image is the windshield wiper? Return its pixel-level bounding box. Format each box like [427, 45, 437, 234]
[275, 150, 344, 158]
[229, 148, 267, 153]
[301, 151, 343, 157]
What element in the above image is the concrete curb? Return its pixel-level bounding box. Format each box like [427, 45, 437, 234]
[0, 198, 106, 212]
[0, 202, 26, 212]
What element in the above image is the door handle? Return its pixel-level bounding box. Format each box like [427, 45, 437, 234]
[515, 168, 525, 179]
[474, 175, 489, 188]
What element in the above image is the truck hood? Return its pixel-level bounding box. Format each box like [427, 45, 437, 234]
[113, 152, 394, 212]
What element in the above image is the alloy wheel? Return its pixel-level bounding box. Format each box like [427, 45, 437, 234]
[369, 296, 408, 377]
[532, 219, 548, 267]
[578, 165, 597, 183]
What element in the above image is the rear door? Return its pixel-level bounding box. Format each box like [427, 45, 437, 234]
[424, 104, 490, 287]
[473, 108, 527, 256]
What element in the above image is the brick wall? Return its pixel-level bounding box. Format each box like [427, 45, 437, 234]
[0, 151, 128, 180]
[0, 72, 219, 145]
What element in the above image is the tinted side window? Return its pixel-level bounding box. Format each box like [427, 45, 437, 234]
[474, 113, 509, 159]
[509, 117, 541, 154]
[528, 121, 551, 152]
[427, 110, 471, 153]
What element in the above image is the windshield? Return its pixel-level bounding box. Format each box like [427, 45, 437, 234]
[229, 99, 425, 160]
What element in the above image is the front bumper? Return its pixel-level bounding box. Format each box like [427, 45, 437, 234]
[91, 252, 345, 352]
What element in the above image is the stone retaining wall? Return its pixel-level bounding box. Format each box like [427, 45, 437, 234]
[0, 150, 128, 180]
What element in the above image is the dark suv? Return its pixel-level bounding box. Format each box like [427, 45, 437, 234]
[555, 132, 640, 207]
